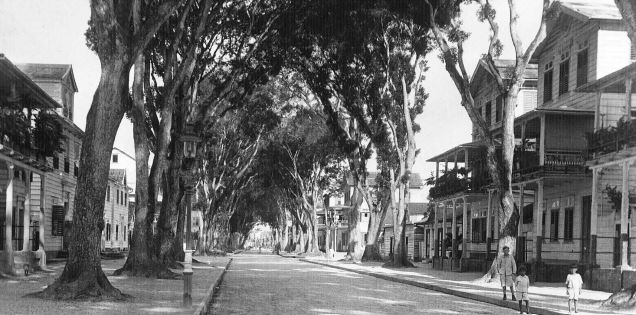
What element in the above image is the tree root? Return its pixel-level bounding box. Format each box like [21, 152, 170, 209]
[601, 285, 636, 309]
[361, 245, 385, 262]
[113, 263, 179, 279]
[28, 270, 131, 301]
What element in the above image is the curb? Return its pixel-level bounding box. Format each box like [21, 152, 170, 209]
[193, 257, 233, 315]
[301, 259, 566, 315]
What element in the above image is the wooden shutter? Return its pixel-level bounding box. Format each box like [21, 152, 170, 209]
[52, 205, 64, 236]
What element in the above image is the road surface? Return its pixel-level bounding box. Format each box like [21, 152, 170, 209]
[209, 254, 515, 314]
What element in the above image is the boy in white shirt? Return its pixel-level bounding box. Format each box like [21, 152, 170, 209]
[515, 266, 530, 314]
[565, 264, 583, 313]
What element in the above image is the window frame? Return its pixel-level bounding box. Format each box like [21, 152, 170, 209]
[550, 209, 560, 242]
[576, 48, 588, 87]
[558, 54, 570, 96]
[564, 207, 574, 241]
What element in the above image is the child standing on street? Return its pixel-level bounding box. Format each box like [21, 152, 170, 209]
[496, 245, 517, 300]
[565, 264, 583, 313]
[515, 266, 530, 314]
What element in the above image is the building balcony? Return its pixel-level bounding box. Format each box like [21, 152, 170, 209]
[513, 149, 587, 181]
[586, 118, 636, 158]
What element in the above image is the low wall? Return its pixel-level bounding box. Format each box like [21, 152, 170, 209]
[587, 268, 636, 292]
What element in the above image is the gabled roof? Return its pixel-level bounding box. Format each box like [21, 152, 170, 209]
[557, 0, 621, 21]
[0, 54, 61, 109]
[109, 169, 127, 185]
[16, 63, 78, 92]
[470, 59, 538, 95]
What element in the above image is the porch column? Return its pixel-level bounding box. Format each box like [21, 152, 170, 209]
[4, 163, 14, 272]
[535, 180, 544, 263]
[464, 149, 469, 169]
[435, 162, 440, 181]
[442, 203, 447, 257]
[590, 168, 599, 265]
[518, 184, 525, 263]
[452, 199, 457, 266]
[594, 91, 602, 130]
[434, 203, 439, 257]
[494, 193, 500, 251]
[444, 158, 448, 172]
[620, 162, 631, 269]
[22, 170, 31, 251]
[625, 76, 632, 119]
[486, 190, 493, 259]
[539, 114, 546, 166]
[454, 152, 458, 169]
[462, 196, 468, 259]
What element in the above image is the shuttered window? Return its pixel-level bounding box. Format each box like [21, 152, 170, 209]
[564, 207, 574, 240]
[52, 205, 64, 236]
[543, 69, 553, 103]
[471, 217, 487, 243]
[550, 209, 559, 241]
[53, 155, 59, 169]
[64, 158, 70, 173]
[559, 58, 570, 95]
[485, 102, 492, 126]
[576, 49, 588, 87]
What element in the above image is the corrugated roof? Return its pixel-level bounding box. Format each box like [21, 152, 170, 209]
[558, 0, 621, 21]
[16, 63, 78, 92]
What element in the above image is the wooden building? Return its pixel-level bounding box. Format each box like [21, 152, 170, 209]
[424, 0, 636, 291]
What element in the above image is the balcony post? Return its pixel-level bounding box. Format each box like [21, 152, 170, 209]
[518, 184, 525, 263]
[4, 162, 15, 273]
[590, 168, 599, 266]
[22, 170, 31, 251]
[486, 190, 492, 259]
[625, 76, 632, 120]
[434, 203, 439, 258]
[620, 161, 631, 269]
[442, 203, 447, 258]
[535, 180, 544, 264]
[451, 199, 457, 269]
[435, 162, 439, 181]
[594, 91, 602, 131]
[462, 197, 468, 259]
[454, 152, 458, 170]
[539, 114, 546, 166]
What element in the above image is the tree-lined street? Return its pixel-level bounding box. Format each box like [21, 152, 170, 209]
[210, 254, 511, 314]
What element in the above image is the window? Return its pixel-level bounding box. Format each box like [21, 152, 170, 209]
[116, 189, 119, 204]
[495, 95, 503, 122]
[52, 205, 64, 236]
[123, 226, 126, 241]
[559, 56, 570, 95]
[550, 209, 559, 241]
[564, 207, 574, 240]
[106, 186, 110, 202]
[53, 155, 59, 169]
[124, 193, 127, 206]
[106, 223, 111, 241]
[112, 154, 118, 163]
[576, 49, 588, 87]
[64, 158, 70, 173]
[115, 224, 119, 240]
[543, 62, 553, 103]
[485, 102, 492, 126]
[73, 162, 78, 177]
[522, 202, 534, 224]
[471, 217, 487, 243]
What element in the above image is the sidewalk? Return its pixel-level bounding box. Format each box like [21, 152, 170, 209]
[0, 255, 231, 315]
[299, 256, 632, 315]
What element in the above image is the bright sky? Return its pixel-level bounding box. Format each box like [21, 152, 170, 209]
[0, 0, 542, 195]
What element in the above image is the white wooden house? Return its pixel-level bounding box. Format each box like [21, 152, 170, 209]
[425, 0, 636, 291]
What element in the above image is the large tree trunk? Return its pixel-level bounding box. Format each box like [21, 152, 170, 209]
[346, 182, 365, 262]
[362, 194, 390, 261]
[38, 61, 130, 299]
[115, 53, 172, 278]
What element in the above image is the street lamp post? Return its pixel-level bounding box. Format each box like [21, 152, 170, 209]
[180, 125, 200, 308]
